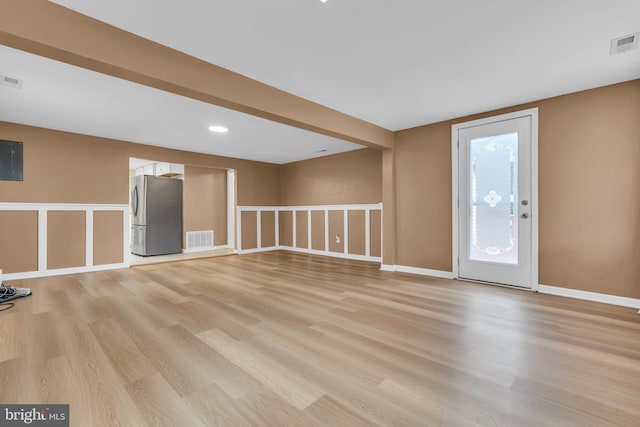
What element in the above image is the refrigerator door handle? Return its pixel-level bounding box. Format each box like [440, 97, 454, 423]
[132, 185, 139, 217]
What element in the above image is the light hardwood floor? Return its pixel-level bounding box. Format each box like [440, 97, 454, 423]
[1, 251, 639, 426]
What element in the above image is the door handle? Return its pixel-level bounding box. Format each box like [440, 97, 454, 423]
[133, 186, 139, 216]
[521, 213, 529, 219]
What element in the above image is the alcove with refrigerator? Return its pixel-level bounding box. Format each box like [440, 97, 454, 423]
[131, 175, 183, 256]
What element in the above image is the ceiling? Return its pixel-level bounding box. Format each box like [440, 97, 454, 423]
[49, 0, 640, 131]
[2, 1, 639, 165]
[0, 45, 364, 164]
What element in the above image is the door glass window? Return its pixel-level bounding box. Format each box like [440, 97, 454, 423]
[468, 132, 518, 264]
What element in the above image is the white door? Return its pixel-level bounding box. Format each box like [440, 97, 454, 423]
[455, 111, 537, 288]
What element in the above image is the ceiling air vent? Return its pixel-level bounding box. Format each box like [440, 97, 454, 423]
[0, 75, 23, 89]
[610, 33, 640, 55]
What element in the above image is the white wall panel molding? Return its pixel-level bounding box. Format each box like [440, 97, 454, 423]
[0, 202, 129, 280]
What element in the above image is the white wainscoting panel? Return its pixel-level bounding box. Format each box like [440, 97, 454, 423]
[237, 204, 382, 263]
[0, 203, 129, 280]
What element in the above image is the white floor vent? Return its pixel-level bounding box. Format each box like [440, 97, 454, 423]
[185, 230, 214, 252]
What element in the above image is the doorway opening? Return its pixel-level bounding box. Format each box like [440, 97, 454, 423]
[128, 158, 236, 266]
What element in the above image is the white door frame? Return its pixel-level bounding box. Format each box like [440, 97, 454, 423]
[227, 168, 236, 250]
[451, 108, 539, 291]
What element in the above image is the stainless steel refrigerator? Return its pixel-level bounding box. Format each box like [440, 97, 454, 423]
[131, 175, 183, 256]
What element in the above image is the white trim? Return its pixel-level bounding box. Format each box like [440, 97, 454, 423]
[256, 210, 262, 249]
[3, 263, 128, 281]
[123, 209, 130, 266]
[292, 209, 297, 248]
[451, 107, 539, 290]
[365, 209, 371, 258]
[307, 211, 312, 250]
[530, 111, 539, 291]
[182, 244, 232, 254]
[238, 203, 382, 212]
[238, 247, 278, 255]
[279, 246, 381, 263]
[183, 246, 216, 253]
[280, 246, 326, 257]
[86, 209, 94, 267]
[275, 209, 279, 247]
[538, 284, 640, 309]
[451, 122, 458, 279]
[237, 206, 243, 251]
[380, 264, 455, 279]
[38, 209, 47, 272]
[227, 169, 236, 249]
[380, 204, 385, 266]
[236, 203, 383, 264]
[0, 203, 128, 210]
[343, 209, 348, 254]
[324, 209, 329, 252]
[0, 203, 130, 279]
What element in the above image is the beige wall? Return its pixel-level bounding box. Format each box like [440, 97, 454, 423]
[94, 211, 124, 265]
[310, 211, 325, 251]
[277, 148, 384, 258]
[241, 211, 258, 250]
[394, 120, 452, 271]
[0, 211, 38, 274]
[280, 148, 382, 205]
[278, 211, 293, 247]
[0, 122, 280, 206]
[393, 79, 640, 299]
[370, 210, 382, 258]
[348, 210, 366, 256]
[328, 210, 344, 253]
[47, 211, 85, 270]
[295, 211, 309, 249]
[0, 122, 280, 274]
[183, 165, 228, 247]
[261, 211, 276, 248]
[0, 210, 124, 273]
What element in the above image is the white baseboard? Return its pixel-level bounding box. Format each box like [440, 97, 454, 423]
[183, 245, 232, 254]
[239, 245, 382, 263]
[379, 264, 454, 279]
[2, 263, 129, 281]
[183, 246, 215, 253]
[238, 247, 279, 255]
[279, 246, 325, 257]
[538, 284, 640, 309]
[279, 246, 381, 263]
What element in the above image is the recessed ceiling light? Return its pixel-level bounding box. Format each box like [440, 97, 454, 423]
[208, 125, 228, 133]
[320, 0, 328, 3]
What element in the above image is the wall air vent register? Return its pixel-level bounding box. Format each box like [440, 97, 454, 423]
[0, 75, 23, 89]
[610, 32, 640, 55]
